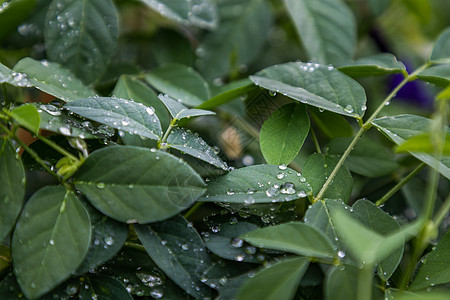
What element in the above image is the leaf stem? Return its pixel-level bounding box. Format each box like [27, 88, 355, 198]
[314, 64, 429, 202]
[158, 119, 177, 148]
[124, 241, 147, 252]
[358, 263, 374, 300]
[310, 126, 321, 153]
[38, 134, 79, 162]
[375, 163, 426, 206]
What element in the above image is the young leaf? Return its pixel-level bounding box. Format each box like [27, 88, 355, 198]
[12, 186, 91, 299]
[44, 0, 119, 83]
[64, 97, 163, 140]
[250, 62, 367, 118]
[241, 222, 336, 259]
[167, 128, 228, 170]
[140, 0, 217, 30]
[260, 103, 310, 165]
[302, 153, 353, 202]
[338, 53, 407, 77]
[197, 79, 257, 109]
[13, 58, 97, 102]
[325, 265, 358, 300]
[199, 164, 312, 204]
[158, 94, 215, 120]
[328, 136, 399, 177]
[352, 200, 403, 281]
[0, 0, 35, 40]
[430, 28, 450, 64]
[74, 146, 205, 223]
[309, 107, 354, 139]
[79, 275, 132, 300]
[196, 0, 272, 80]
[417, 64, 450, 87]
[135, 215, 213, 298]
[0, 139, 26, 241]
[410, 230, 450, 291]
[145, 64, 210, 106]
[10, 104, 40, 134]
[112, 75, 170, 129]
[283, 0, 356, 65]
[372, 114, 450, 180]
[236, 257, 310, 300]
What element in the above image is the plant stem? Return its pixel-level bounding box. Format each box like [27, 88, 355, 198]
[433, 194, 450, 229]
[375, 163, 426, 206]
[310, 126, 321, 153]
[158, 119, 177, 148]
[38, 134, 79, 161]
[358, 263, 374, 300]
[314, 64, 429, 202]
[124, 241, 147, 252]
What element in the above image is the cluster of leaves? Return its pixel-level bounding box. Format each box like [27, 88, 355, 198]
[0, 0, 449, 299]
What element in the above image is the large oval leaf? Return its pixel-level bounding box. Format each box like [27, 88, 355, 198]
[260, 103, 310, 165]
[371, 114, 450, 180]
[135, 215, 213, 298]
[74, 146, 205, 223]
[64, 97, 163, 140]
[236, 257, 310, 300]
[44, 0, 119, 83]
[145, 64, 210, 106]
[241, 222, 336, 259]
[325, 265, 358, 300]
[283, 0, 356, 65]
[302, 153, 353, 202]
[417, 64, 450, 87]
[13, 58, 97, 102]
[199, 164, 312, 204]
[0, 139, 26, 241]
[80, 275, 133, 300]
[250, 62, 367, 118]
[140, 0, 218, 30]
[12, 186, 91, 299]
[430, 27, 450, 64]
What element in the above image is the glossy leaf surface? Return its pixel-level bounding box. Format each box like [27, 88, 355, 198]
[75, 146, 205, 223]
[199, 164, 312, 203]
[241, 222, 336, 259]
[44, 0, 119, 83]
[65, 97, 162, 140]
[158, 94, 215, 120]
[79, 275, 132, 300]
[12, 186, 91, 299]
[338, 53, 406, 77]
[250, 62, 367, 118]
[260, 103, 310, 165]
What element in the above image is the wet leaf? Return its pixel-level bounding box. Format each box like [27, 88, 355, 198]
[79, 275, 132, 300]
[74, 146, 205, 223]
[308, 107, 354, 139]
[338, 53, 407, 77]
[325, 265, 358, 300]
[417, 64, 450, 87]
[12, 186, 91, 299]
[250, 62, 367, 118]
[10, 104, 40, 134]
[199, 164, 312, 204]
[158, 94, 215, 121]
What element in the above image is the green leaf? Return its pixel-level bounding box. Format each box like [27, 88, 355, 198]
[12, 186, 91, 299]
[199, 164, 312, 204]
[338, 53, 407, 77]
[325, 265, 358, 300]
[76, 214, 128, 274]
[403, 0, 431, 24]
[204, 222, 260, 263]
[140, 0, 217, 30]
[303, 153, 353, 202]
[283, 0, 356, 65]
[328, 136, 399, 177]
[0, 139, 25, 241]
[241, 222, 336, 259]
[74, 146, 205, 223]
[167, 128, 228, 170]
[196, 0, 272, 80]
[112, 75, 170, 129]
[372, 114, 450, 180]
[10, 104, 40, 134]
[352, 200, 403, 281]
[366, 0, 392, 16]
[158, 94, 215, 120]
[13, 58, 97, 102]
[79, 275, 132, 300]
[0, 62, 13, 84]
[236, 257, 310, 300]
[145, 64, 210, 106]
[395, 292, 450, 300]
[417, 64, 450, 87]
[430, 28, 450, 64]
[410, 230, 450, 290]
[250, 62, 367, 118]
[397, 133, 450, 156]
[135, 215, 213, 298]
[0, 0, 35, 40]
[64, 97, 163, 140]
[197, 79, 257, 109]
[44, 0, 119, 83]
[309, 107, 354, 139]
[260, 103, 310, 165]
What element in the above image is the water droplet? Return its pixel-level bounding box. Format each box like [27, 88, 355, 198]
[150, 289, 164, 299]
[268, 90, 277, 97]
[278, 164, 287, 170]
[40, 104, 61, 116]
[58, 125, 72, 136]
[277, 172, 285, 179]
[146, 107, 155, 115]
[161, 240, 168, 246]
[104, 236, 114, 246]
[235, 254, 245, 261]
[121, 120, 129, 126]
[361, 104, 367, 111]
[49, 239, 55, 245]
[181, 243, 189, 250]
[280, 182, 296, 194]
[344, 105, 354, 113]
[337, 250, 346, 258]
[96, 183, 105, 189]
[265, 185, 280, 197]
[231, 238, 244, 248]
[247, 188, 255, 194]
[227, 189, 235, 195]
[211, 225, 221, 233]
[244, 197, 255, 205]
